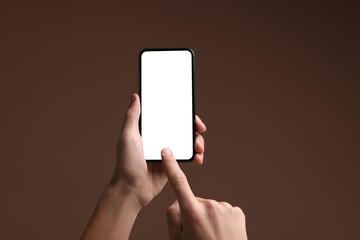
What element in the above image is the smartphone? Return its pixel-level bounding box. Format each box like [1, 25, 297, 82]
[139, 48, 195, 161]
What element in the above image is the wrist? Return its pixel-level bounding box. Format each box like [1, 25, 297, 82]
[109, 173, 153, 208]
[103, 183, 143, 214]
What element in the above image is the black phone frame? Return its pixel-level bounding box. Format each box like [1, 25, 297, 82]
[139, 48, 196, 162]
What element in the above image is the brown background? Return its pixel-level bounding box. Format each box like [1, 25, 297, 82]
[0, 0, 359, 239]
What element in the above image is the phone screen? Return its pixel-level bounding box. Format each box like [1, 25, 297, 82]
[140, 49, 195, 161]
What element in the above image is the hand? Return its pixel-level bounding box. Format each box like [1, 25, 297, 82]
[111, 93, 207, 208]
[161, 149, 247, 240]
[81, 93, 207, 240]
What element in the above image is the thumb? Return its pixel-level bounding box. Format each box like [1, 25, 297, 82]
[122, 93, 140, 134]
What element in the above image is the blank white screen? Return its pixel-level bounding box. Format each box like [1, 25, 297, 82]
[141, 50, 193, 160]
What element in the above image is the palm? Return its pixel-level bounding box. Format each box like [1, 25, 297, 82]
[115, 132, 167, 206]
[147, 162, 167, 197]
[114, 93, 206, 207]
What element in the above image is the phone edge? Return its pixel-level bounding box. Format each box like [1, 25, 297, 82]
[139, 48, 196, 162]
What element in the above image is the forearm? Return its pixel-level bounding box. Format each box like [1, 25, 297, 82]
[81, 184, 142, 240]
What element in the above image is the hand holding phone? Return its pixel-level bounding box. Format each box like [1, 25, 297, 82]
[81, 50, 205, 240]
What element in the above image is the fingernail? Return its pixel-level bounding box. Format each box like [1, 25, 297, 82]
[130, 94, 136, 103]
[162, 148, 171, 155]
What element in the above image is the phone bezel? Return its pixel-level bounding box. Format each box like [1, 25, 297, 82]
[139, 48, 196, 162]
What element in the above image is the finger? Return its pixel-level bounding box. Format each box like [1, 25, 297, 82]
[195, 133, 205, 153]
[193, 153, 204, 165]
[161, 148, 197, 209]
[122, 93, 141, 135]
[219, 201, 233, 209]
[196, 196, 206, 201]
[166, 200, 182, 239]
[195, 115, 206, 133]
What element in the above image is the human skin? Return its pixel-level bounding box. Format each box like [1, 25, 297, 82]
[162, 148, 248, 240]
[81, 93, 206, 240]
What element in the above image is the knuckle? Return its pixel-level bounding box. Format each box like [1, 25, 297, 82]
[125, 109, 136, 119]
[187, 206, 202, 221]
[167, 201, 178, 211]
[119, 132, 137, 145]
[198, 134, 204, 143]
[166, 206, 177, 216]
[204, 199, 218, 210]
[220, 201, 232, 209]
[234, 206, 246, 219]
[196, 134, 204, 145]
